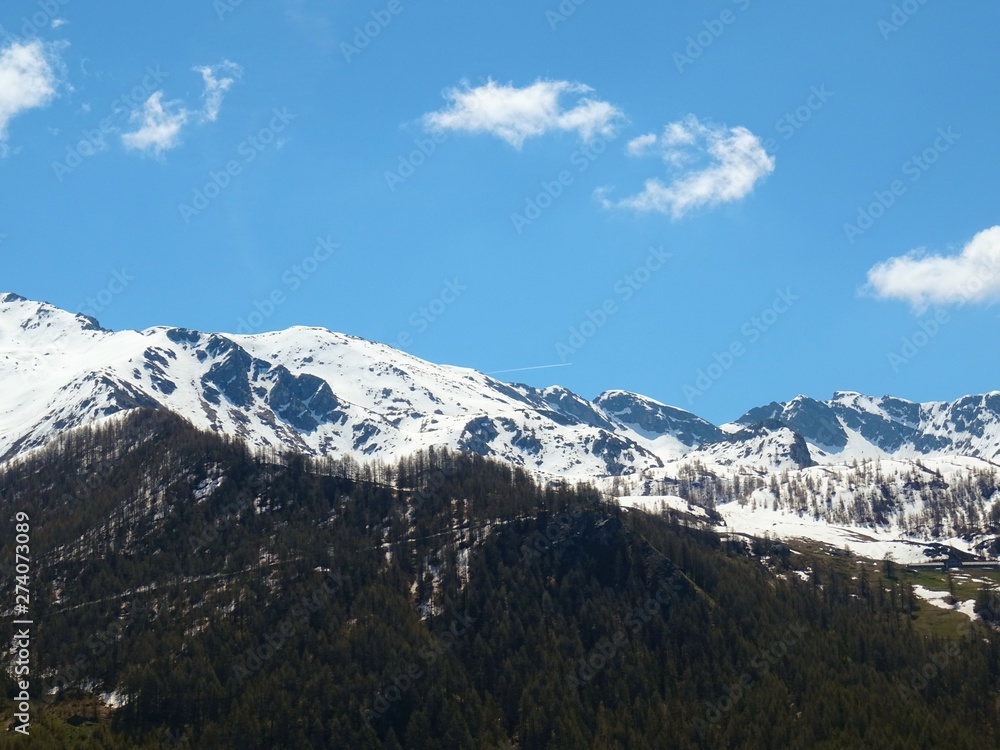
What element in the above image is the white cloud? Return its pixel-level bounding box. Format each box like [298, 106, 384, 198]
[663, 120, 698, 147]
[121, 60, 240, 156]
[626, 133, 657, 157]
[603, 115, 775, 218]
[121, 92, 190, 155]
[866, 227, 1000, 308]
[197, 60, 242, 122]
[423, 79, 624, 149]
[0, 41, 63, 154]
[51, 18, 68, 28]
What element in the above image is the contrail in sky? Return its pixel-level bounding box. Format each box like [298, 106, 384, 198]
[488, 363, 575, 375]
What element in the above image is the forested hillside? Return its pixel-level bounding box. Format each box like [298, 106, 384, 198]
[3, 411, 1000, 748]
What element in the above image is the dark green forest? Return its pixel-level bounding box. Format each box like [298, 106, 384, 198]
[3, 410, 1000, 748]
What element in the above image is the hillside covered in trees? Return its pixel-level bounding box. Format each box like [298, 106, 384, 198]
[3, 410, 1000, 748]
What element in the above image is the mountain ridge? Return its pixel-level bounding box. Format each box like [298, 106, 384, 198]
[3, 292, 999, 480]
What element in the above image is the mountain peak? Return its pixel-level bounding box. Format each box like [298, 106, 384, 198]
[595, 389, 685, 412]
[0, 292, 108, 338]
[2, 293, 1000, 474]
[595, 390, 723, 450]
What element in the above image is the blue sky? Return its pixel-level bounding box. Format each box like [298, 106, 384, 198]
[2, 0, 998, 424]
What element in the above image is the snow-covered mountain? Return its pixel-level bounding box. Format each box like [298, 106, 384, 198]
[6, 291, 1000, 561]
[3, 292, 1000, 480]
[0, 293, 705, 476]
[735, 391, 1000, 464]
